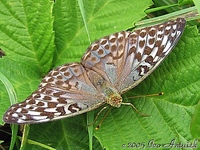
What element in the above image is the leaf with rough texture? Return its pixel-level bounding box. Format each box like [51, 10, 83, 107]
[1, 0, 200, 150]
[0, 0, 54, 125]
[191, 100, 200, 139]
[53, 0, 152, 66]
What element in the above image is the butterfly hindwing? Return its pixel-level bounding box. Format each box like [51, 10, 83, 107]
[3, 63, 105, 124]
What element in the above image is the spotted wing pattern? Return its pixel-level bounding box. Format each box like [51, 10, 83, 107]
[3, 18, 186, 124]
[82, 18, 186, 94]
[3, 63, 105, 124]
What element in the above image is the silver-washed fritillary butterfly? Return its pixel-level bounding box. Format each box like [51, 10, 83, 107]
[3, 18, 186, 124]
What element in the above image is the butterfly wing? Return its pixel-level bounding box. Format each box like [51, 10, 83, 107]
[81, 18, 186, 94]
[3, 63, 105, 124]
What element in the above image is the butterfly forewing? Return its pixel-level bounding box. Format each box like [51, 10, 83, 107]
[119, 18, 186, 93]
[3, 18, 186, 124]
[82, 18, 186, 94]
[81, 31, 131, 87]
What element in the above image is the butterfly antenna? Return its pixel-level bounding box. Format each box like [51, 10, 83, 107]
[126, 92, 164, 99]
[122, 92, 164, 116]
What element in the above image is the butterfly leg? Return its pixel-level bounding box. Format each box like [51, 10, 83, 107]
[87, 106, 109, 128]
[121, 102, 149, 117]
[95, 107, 112, 130]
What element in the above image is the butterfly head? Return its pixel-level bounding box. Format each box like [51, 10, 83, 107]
[106, 93, 122, 108]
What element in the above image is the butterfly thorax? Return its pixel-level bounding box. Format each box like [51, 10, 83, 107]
[87, 69, 122, 108]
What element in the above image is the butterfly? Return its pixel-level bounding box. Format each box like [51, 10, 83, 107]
[3, 18, 186, 124]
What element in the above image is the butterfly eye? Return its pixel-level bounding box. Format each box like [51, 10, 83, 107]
[96, 80, 104, 85]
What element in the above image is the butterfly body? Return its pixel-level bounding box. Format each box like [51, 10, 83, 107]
[86, 69, 122, 107]
[3, 18, 186, 124]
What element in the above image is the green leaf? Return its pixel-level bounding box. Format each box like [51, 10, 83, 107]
[193, 0, 200, 15]
[1, 0, 200, 150]
[0, 72, 19, 150]
[191, 100, 200, 138]
[0, 0, 54, 123]
[179, 0, 193, 5]
[53, 0, 151, 66]
[0, 0, 54, 74]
